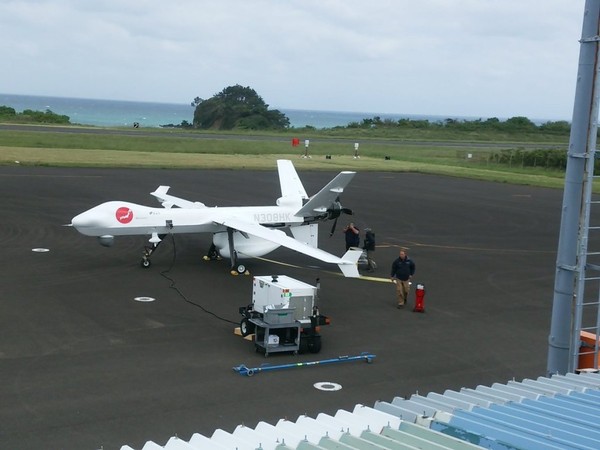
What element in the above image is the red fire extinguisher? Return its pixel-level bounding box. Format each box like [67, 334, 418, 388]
[413, 283, 425, 313]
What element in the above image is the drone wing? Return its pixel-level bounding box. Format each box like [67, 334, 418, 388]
[213, 215, 361, 277]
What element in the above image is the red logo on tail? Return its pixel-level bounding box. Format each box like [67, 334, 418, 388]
[116, 207, 134, 224]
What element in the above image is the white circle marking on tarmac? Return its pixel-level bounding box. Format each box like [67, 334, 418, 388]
[134, 296, 156, 302]
[32, 248, 50, 252]
[314, 382, 342, 392]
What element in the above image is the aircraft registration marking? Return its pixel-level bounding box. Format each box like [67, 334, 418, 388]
[253, 212, 291, 223]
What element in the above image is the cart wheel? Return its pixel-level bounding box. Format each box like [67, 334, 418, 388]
[247, 369, 255, 377]
[240, 318, 254, 337]
[307, 336, 322, 353]
[298, 336, 309, 354]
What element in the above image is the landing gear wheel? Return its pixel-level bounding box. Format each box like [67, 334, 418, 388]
[141, 259, 151, 268]
[240, 318, 255, 337]
[237, 264, 246, 274]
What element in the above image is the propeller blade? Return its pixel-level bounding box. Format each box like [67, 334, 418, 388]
[329, 217, 339, 237]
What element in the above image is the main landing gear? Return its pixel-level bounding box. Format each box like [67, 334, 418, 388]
[230, 258, 249, 276]
[202, 229, 250, 276]
[226, 228, 250, 276]
[202, 243, 222, 261]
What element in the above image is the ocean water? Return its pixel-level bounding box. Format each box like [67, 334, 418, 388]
[0, 93, 478, 129]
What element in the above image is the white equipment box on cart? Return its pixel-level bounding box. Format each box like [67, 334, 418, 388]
[252, 275, 317, 321]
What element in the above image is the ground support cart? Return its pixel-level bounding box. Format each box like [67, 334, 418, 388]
[239, 275, 329, 354]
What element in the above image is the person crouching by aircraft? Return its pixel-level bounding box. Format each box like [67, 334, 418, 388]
[363, 228, 376, 272]
[390, 249, 415, 308]
[343, 222, 360, 251]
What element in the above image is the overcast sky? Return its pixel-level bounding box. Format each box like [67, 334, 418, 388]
[0, 0, 586, 120]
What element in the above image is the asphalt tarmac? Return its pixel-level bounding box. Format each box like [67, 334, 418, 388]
[1, 164, 563, 449]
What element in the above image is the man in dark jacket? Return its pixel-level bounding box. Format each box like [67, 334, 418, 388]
[363, 228, 376, 272]
[343, 222, 360, 250]
[390, 249, 416, 308]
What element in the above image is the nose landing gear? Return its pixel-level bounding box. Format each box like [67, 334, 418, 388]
[140, 233, 165, 268]
[141, 246, 154, 268]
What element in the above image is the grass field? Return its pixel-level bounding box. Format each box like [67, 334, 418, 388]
[0, 124, 568, 189]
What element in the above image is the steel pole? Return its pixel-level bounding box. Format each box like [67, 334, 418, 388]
[547, 0, 600, 375]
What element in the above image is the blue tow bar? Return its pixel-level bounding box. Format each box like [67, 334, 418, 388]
[233, 352, 376, 377]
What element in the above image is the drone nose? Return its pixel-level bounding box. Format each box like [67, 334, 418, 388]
[71, 210, 98, 229]
[71, 214, 85, 229]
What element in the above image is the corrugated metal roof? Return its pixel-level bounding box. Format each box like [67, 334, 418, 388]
[121, 372, 600, 450]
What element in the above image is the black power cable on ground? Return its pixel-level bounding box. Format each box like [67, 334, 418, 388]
[159, 234, 238, 325]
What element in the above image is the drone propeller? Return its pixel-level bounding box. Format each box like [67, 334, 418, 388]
[327, 197, 353, 236]
[329, 217, 339, 237]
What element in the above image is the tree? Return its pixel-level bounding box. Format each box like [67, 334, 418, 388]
[190, 97, 203, 107]
[192, 85, 289, 130]
[539, 120, 570, 134]
[21, 108, 70, 124]
[0, 106, 16, 117]
[504, 116, 537, 131]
